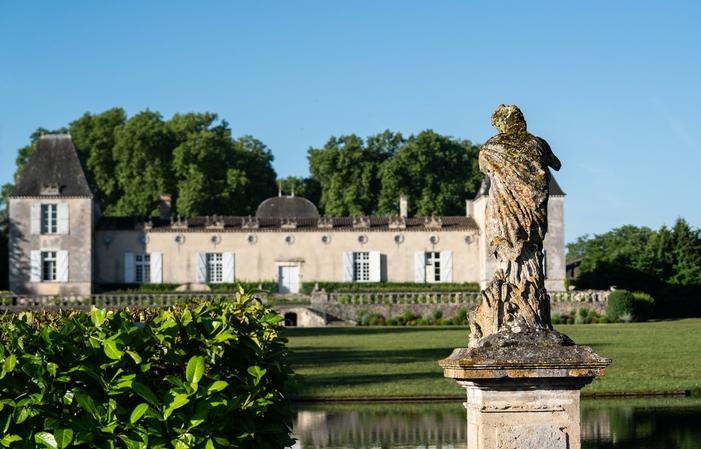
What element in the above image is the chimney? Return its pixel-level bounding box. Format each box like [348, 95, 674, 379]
[466, 199, 474, 217]
[400, 195, 408, 218]
[159, 194, 172, 220]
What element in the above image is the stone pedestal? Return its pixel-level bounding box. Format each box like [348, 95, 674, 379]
[439, 330, 610, 449]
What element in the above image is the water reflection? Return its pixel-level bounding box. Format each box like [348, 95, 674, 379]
[291, 398, 701, 449]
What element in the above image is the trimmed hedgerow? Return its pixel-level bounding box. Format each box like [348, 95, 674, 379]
[0, 292, 301, 448]
[301, 282, 480, 295]
[608, 289, 636, 322]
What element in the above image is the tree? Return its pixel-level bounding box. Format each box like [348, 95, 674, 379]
[377, 130, 482, 216]
[234, 136, 278, 215]
[110, 110, 176, 216]
[307, 131, 398, 216]
[69, 108, 127, 209]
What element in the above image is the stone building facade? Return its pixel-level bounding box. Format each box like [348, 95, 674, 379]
[8, 135, 567, 295]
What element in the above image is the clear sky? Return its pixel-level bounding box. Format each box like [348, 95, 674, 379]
[1, 1, 699, 244]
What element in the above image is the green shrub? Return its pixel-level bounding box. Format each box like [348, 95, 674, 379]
[598, 316, 610, 324]
[439, 319, 452, 326]
[574, 315, 585, 324]
[433, 310, 443, 320]
[608, 289, 636, 321]
[300, 282, 480, 295]
[367, 314, 386, 326]
[357, 309, 370, 326]
[0, 293, 300, 448]
[404, 310, 416, 322]
[578, 308, 588, 318]
[633, 291, 655, 322]
[386, 318, 398, 326]
[551, 316, 561, 325]
[418, 319, 429, 325]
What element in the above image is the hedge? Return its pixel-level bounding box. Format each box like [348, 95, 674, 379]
[301, 282, 480, 295]
[0, 292, 301, 448]
[98, 282, 279, 295]
[608, 289, 636, 321]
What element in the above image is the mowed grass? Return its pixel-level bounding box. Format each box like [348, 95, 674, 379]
[283, 319, 701, 398]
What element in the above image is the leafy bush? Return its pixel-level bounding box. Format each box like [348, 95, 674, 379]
[300, 282, 480, 295]
[633, 291, 655, 322]
[574, 315, 585, 325]
[598, 316, 611, 324]
[608, 289, 636, 321]
[433, 310, 443, 320]
[0, 293, 300, 448]
[98, 283, 182, 294]
[209, 281, 279, 294]
[404, 310, 415, 322]
[386, 318, 398, 326]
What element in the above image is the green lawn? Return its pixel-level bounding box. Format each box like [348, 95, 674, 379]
[283, 319, 701, 398]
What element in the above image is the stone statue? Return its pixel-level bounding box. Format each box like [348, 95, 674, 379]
[469, 105, 562, 346]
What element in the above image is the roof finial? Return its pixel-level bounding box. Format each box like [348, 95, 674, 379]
[291, 184, 295, 197]
[278, 181, 282, 197]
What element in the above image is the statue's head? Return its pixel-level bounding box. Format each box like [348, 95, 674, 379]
[491, 104, 527, 133]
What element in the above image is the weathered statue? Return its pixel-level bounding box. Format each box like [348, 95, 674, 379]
[469, 105, 561, 346]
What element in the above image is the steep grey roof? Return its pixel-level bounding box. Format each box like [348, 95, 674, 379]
[96, 215, 480, 232]
[474, 174, 565, 199]
[256, 196, 320, 218]
[10, 135, 94, 197]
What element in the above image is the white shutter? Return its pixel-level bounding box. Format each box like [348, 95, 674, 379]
[31, 204, 41, 235]
[223, 252, 235, 283]
[57, 250, 69, 282]
[30, 250, 41, 282]
[58, 203, 70, 235]
[196, 252, 207, 283]
[440, 251, 453, 283]
[414, 251, 426, 283]
[124, 252, 135, 283]
[150, 252, 162, 284]
[369, 251, 381, 282]
[343, 252, 354, 282]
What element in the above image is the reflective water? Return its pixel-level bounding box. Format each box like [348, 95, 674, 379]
[291, 398, 701, 449]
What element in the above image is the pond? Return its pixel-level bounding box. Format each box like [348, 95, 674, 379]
[291, 397, 701, 449]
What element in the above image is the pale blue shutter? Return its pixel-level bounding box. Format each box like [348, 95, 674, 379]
[150, 252, 162, 283]
[223, 252, 235, 283]
[343, 252, 354, 282]
[369, 251, 381, 282]
[124, 252, 135, 283]
[30, 250, 41, 282]
[31, 204, 41, 235]
[197, 253, 207, 283]
[440, 251, 453, 283]
[57, 250, 69, 282]
[414, 251, 426, 283]
[58, 203, 70, 235]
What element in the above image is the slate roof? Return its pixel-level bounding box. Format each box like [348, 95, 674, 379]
[96, 215, 480, 232]
[10, 135, 94, 198]
[256, 196, 320, 218]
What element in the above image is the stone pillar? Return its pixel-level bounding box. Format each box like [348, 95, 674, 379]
[439, 331, 610, 449]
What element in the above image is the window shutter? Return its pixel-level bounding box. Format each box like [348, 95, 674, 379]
[196, 253, 207, 283]
[57, 250, 69, 282]
[414, 251, 426, 283]
[30, 250, 41, 282]
[343, 252, 354, 282]
[31, 204, 41, 235]
[223, 252, 235, 283]
[58, 203, 70, 235]
[150, 252, 162, 283]
[369, 251, 381, 282]
[124, 252, 135, 283]
[440, 251, 453, 283]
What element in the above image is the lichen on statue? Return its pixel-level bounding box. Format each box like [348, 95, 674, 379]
[469, 105, 562, 348]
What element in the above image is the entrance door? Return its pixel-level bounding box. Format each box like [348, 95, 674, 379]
[279, 265, 300, 293]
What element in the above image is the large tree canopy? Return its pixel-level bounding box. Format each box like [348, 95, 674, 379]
[567, 218, 701, 317]
[1, 108, 278, 217]
[306, 130, 482, 216]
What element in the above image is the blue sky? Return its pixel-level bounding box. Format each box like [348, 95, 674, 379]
[1, 1, 699, 244]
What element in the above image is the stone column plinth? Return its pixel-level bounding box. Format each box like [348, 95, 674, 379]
[439, 330, 610, 449]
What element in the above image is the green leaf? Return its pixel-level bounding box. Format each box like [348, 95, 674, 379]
[54, 429, 73, 449]
[205, 439, 215, 449]
[185, 356, 205, 384]
[90, 308, 106, 328]
[103, 338, 123, 360]
[13, 407, 29, 424]
[34, 432, 57, 449]
[0, 435, 22, 447]
[247, 365, 266, 381]
[131, 382, 159, 407]
[73, 388, 105, 419]
[165, 394, 189, 411]
[118, 429, 148, 449]
[130, 403, 149, 423]
[2, 355, 16, 373]
[126, 351, 142, 364]
[203, 380, 228, 396]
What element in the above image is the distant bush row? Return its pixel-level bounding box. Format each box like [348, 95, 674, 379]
[301, 282, 480, 295]
[357, 308, 470, 327]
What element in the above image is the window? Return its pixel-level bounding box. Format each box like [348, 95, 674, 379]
[42, 251, 57, 281]
[41, 204, 58, 234]
[426, 252, 441, 282]
[207, 253, 223, 283]
[353, 252, 370, 282]
[135, 254, 151, 283]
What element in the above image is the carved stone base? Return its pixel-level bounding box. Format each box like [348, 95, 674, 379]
[439, 332, 610, 449]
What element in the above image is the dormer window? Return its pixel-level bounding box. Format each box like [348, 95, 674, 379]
[41, 204, 58, 234]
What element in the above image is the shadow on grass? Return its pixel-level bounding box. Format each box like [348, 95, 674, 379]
[282, 326, 469, 338]
[289, 346, 457, 369]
